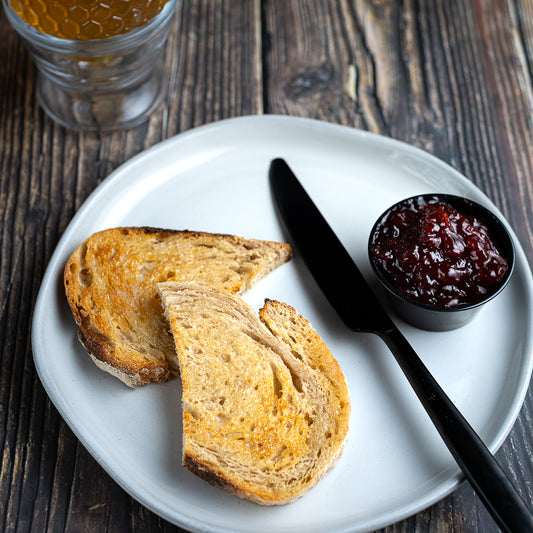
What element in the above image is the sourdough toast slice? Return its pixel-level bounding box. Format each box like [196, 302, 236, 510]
[64, 227, 291, 388]
[158, 281, 350, 505]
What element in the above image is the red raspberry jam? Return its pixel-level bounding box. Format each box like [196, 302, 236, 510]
[370, 196, 509, 307]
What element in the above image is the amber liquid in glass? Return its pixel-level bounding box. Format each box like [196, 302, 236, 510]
[10, 0, 169, 40]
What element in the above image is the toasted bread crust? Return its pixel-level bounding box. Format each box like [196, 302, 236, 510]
[64, 227, 291, 387]
[78, 328, 169, 387]
[183, 454, 248, 499]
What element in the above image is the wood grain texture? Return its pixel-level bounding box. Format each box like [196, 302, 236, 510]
[1, 0, 533, 531]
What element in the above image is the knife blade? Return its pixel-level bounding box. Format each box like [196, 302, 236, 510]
[269, 157, 533, 533]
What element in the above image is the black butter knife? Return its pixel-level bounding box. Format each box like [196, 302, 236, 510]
[269, 158, 533, 533]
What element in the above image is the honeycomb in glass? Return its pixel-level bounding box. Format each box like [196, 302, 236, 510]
[10, 0, 168, 40]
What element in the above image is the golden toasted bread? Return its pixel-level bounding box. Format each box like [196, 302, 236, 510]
[158, 281, 350, 505]
[64, 227, 291, 387]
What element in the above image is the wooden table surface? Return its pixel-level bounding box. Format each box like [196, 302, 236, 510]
[1, 1, 533, 531]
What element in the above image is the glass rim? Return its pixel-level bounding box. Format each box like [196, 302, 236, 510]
[2, 0, 178, 52]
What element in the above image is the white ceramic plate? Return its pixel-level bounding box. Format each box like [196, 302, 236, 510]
[32, 116, 533, 533]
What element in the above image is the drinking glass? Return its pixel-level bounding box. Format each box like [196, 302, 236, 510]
[2, 0, 178, 131]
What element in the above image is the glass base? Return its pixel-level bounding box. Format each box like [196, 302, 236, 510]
[4, 0, 178, 132]
[37, 67, 166, 132]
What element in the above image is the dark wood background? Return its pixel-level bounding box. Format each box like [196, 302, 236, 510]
[1, 0, 533, 531]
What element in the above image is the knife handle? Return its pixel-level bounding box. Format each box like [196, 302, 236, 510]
[380, 327, 533, 533]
